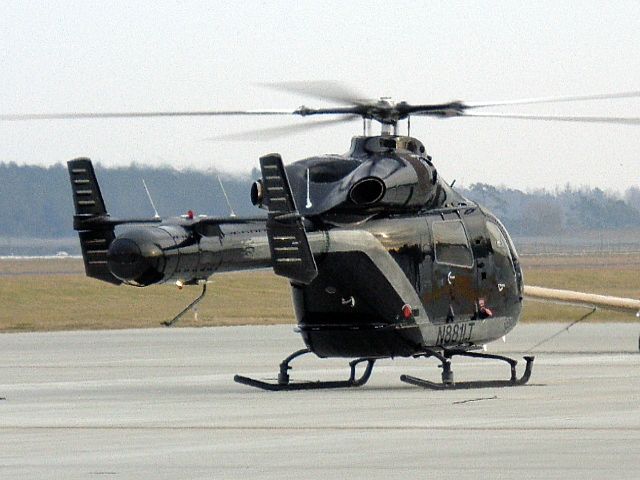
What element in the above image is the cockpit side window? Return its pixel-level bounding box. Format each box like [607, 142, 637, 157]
[486, 220, 515, 273]
[486, 221, 510, 258]
[432, 220, 474, 268]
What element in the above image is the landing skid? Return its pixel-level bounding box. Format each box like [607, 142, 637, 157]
[400, 349, 534, 390]
[234, 348, 376, 391]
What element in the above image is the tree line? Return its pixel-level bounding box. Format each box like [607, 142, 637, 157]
[463, 183, 640, 236]
[1, 162, 639, 239]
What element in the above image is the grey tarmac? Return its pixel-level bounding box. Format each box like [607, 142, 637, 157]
[0, 323, 639, 479]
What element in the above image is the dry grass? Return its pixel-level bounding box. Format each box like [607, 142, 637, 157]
[520, 253, 640, 323]
[1, 254, 638, 332]
[0, 260, 294, 332]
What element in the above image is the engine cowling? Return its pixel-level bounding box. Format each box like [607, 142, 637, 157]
[342, 154, 437, 210]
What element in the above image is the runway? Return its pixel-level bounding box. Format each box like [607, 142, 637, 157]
[1, 323, 639, 479]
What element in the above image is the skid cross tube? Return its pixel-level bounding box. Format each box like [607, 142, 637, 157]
[234, 348, 376, 391]
[400, 348, 535, 390]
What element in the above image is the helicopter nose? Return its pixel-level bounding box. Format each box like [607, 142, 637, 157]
[107, 236, 163, 285]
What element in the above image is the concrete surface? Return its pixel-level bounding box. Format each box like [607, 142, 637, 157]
[0, 323, 639, 479]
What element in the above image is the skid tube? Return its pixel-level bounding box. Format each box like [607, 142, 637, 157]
[400, 348, 535, 390]
[234, 348, 376, 391]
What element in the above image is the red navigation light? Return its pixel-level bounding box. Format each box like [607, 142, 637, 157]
[402, 304, 413, 320]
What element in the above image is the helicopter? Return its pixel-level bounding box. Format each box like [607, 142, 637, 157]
[5, 82, 640, 390]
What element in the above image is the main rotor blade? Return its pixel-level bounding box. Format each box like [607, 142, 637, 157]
[204, 115, 359, 141]
[460, 111, 640, 125]
[260, 81, 371, 106]
[462, 91, 640, 109]
[0, 110, 295, 121]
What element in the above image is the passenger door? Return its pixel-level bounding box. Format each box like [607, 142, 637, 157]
[430, 219, 478, 323]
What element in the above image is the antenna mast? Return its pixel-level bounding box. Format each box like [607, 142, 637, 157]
[142, 179, 160, 219]
[217, 175, 237, 217]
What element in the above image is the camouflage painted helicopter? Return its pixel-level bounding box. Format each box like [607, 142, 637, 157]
[5, 83, 640, 390]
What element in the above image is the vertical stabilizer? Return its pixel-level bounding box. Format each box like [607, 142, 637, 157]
[259, 154, 317, 284]
[67, 158, 121, 285]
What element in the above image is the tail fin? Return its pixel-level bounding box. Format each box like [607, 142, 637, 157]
[67, 158, 121, 285]
[259, 153, 317, 285]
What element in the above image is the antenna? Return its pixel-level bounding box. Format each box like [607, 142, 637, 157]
[305, 168, 313, 209]
[142, 179, 160, 219]
[217, 175, 237, 217]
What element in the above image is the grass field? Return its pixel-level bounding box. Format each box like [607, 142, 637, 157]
[1, 254, 638, 332]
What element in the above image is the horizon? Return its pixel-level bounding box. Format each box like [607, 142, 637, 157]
[1, 159, 637, 197]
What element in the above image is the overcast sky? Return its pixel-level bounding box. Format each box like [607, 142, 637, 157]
[1, 1, 639, 191]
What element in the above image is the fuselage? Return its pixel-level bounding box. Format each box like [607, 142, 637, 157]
[85, 134, 524, 359]
[107, 208, 522, 360]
